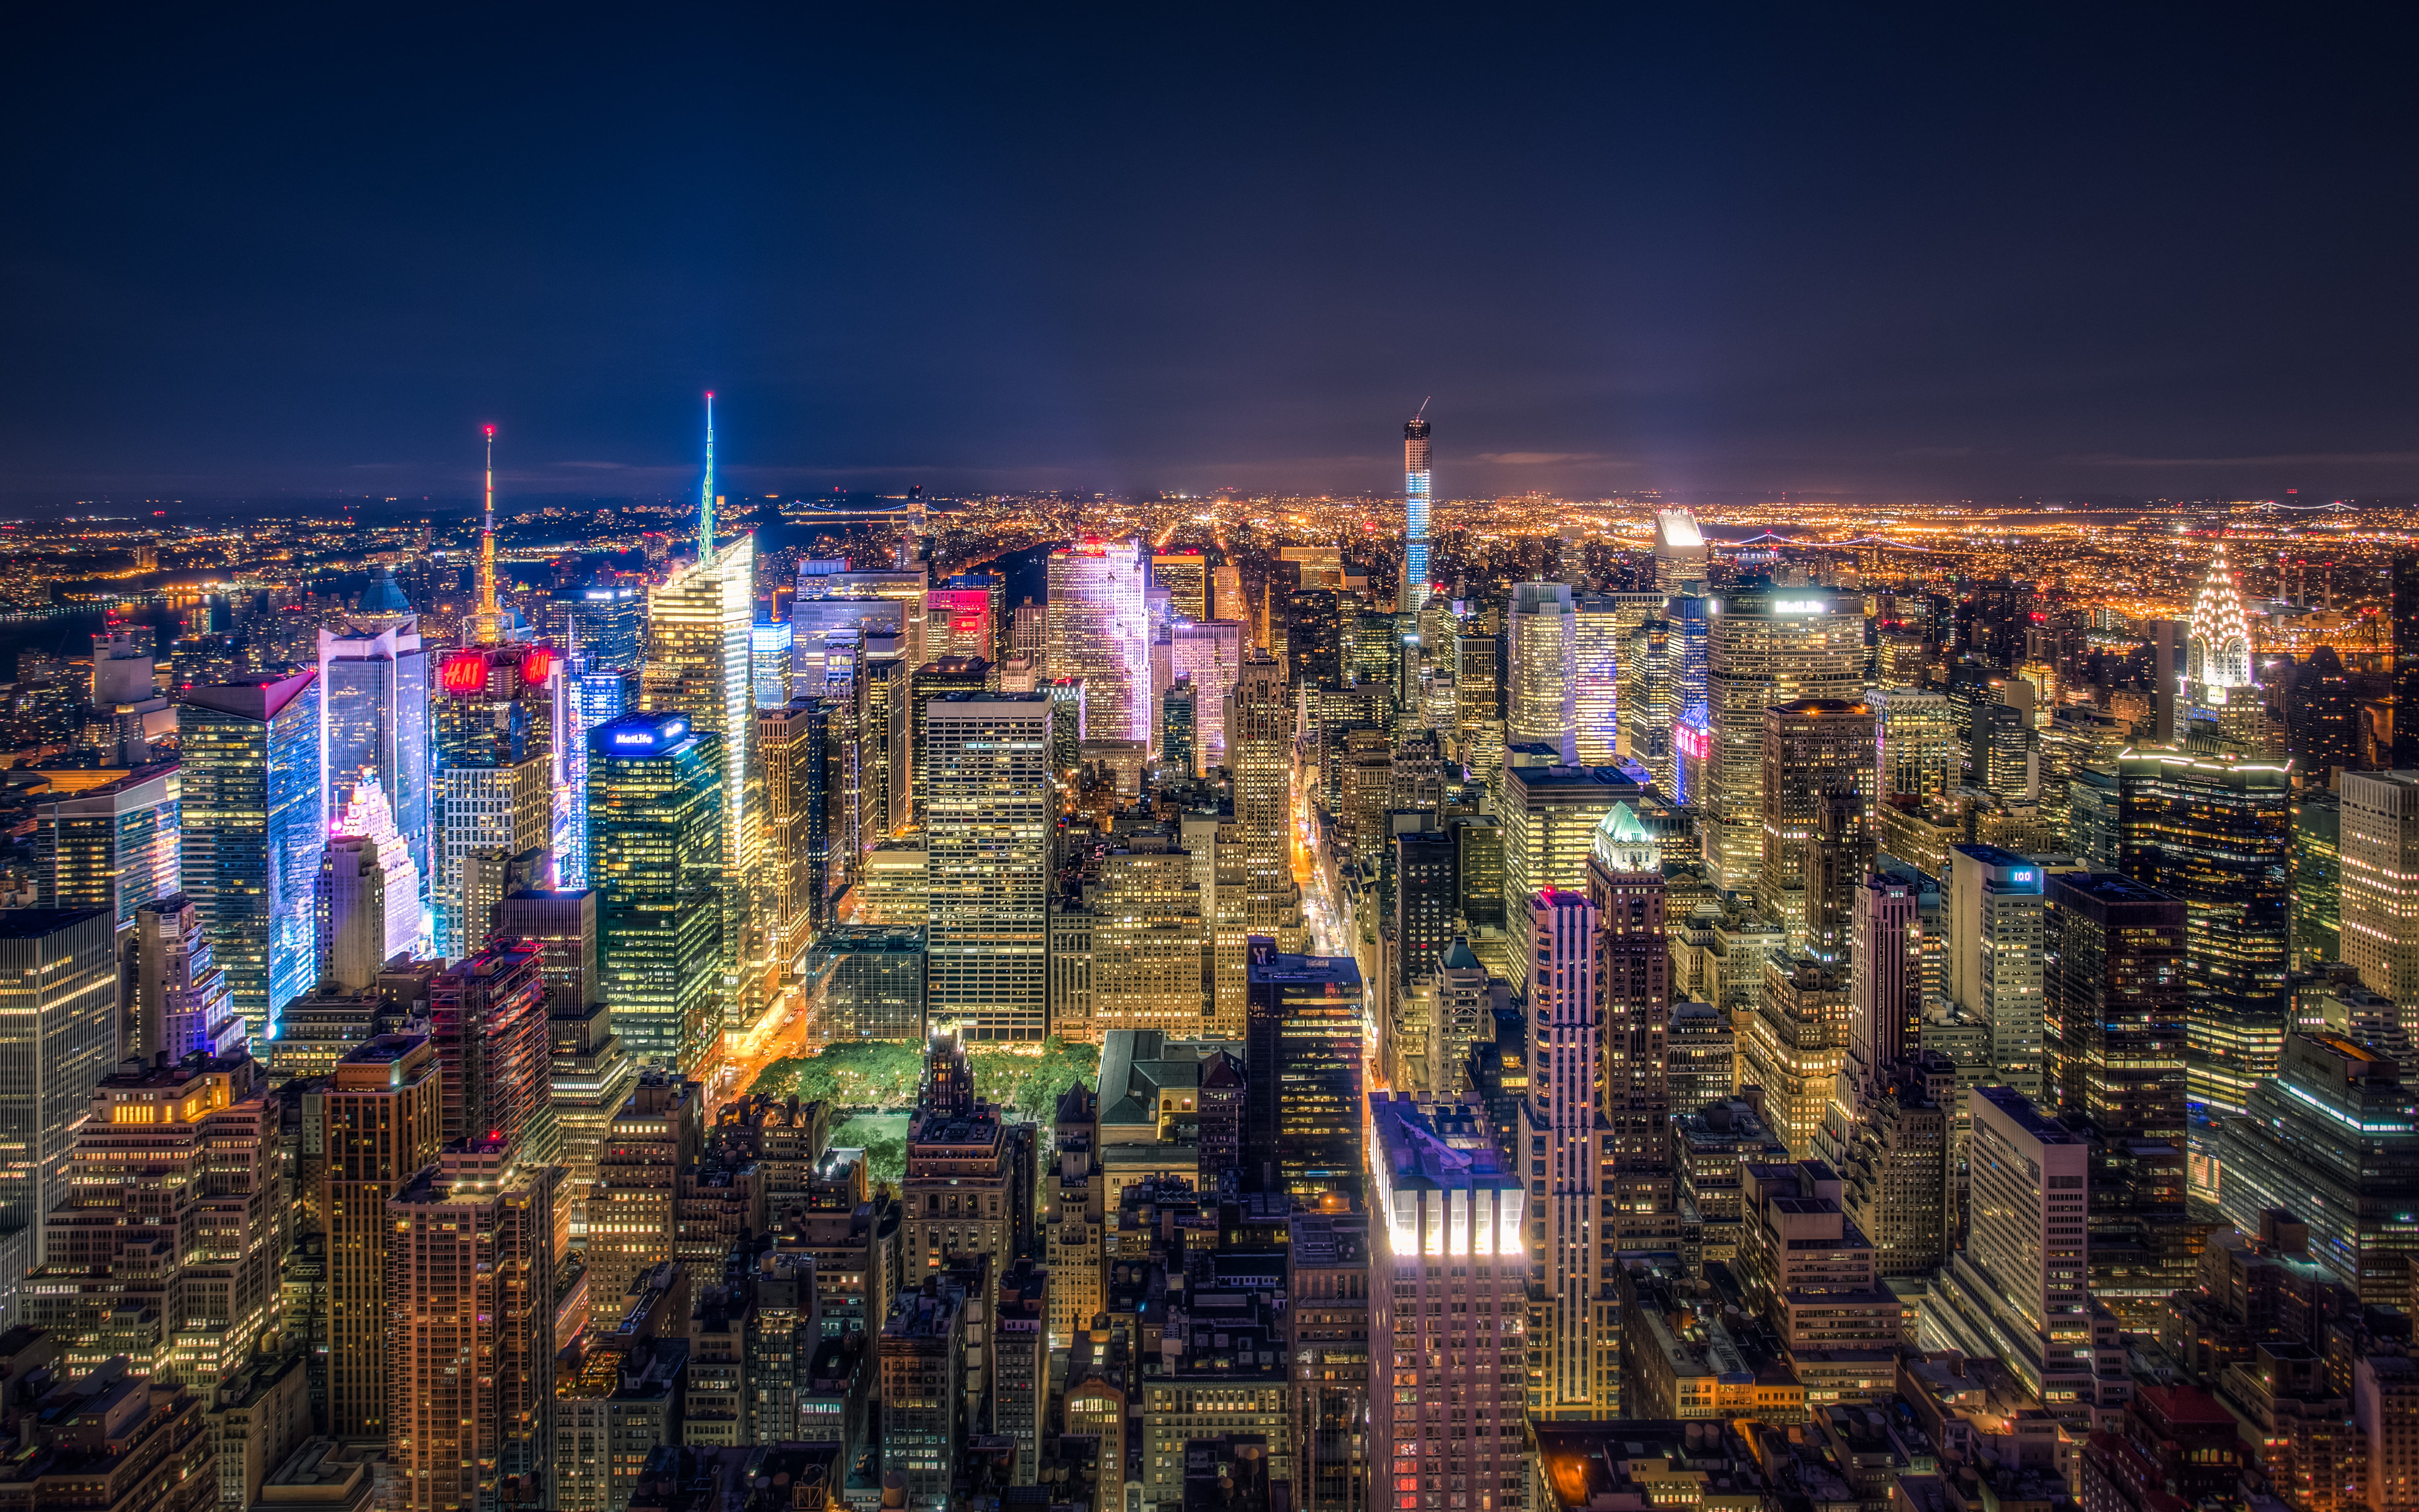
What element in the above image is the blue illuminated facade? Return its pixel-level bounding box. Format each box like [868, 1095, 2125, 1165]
[1401, 414, 1432, 612]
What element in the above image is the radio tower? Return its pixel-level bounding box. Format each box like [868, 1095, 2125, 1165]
[1400, 401, 1432, 612]
[473, 424, 501, 643]
[698, 392, 716, 559]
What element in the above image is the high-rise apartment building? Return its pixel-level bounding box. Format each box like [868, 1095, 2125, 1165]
[2045, 872, 2187, 1140]
[1367, 1096, 1526, 1512]
[322, 1033, 442, 1438]
[317, 619, 431, 905]
[179, 671, 323, 1038]
[1245, 939, 1363, 1200]
[1047, 540, 1149, 743]
[1945, 845, 2049, 1099]
[2118, 747, 2293, 1112]
[925, 692, 1050, 1042]
[586, 713, 725, 1075]
[1507, 583, 1578, 764]
[32, 764, 179, 935]
[0, 907, 118, 1321]
[387, 1138, 558, 1512]
[1401, 416, 1432, 611]
[1702, 592, 1867, 893]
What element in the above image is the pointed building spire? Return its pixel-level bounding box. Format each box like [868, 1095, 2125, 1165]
[474, 424, 501, 643]
[698, 392, 716, 561]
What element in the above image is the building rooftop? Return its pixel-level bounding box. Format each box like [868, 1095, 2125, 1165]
[0, 907, 108, 939]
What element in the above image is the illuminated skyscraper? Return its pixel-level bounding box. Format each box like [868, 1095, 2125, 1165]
[1571, 592, 1624, 766]
[179, 671, 323, 1039]
[387, 1137, 558, 1512]
[2341, 772, 2419, 1013]
[1367, 1095, 1524, 1501]
[1245, 939, 1363, 1199]
[587, 712, 726, 1075]
[316, 619, 430, 914]
[925, 692, 1051, 1041]
[1226, 654, 1297, 940]
[1507, 582, 1578, 764]
[1400, 413, 1432, 612]
[32, 764, 178, 932]
[1152, 550, 1209, 624]
[759, 699, 832, 975]
[0, 907, 116, 1322]
[1519, 885, 1607, 1415]
[1214, 562, 1246, 626]
[321, 766, 426, 978]
[750, 620, 795, 708]
[1620, 617, 1673, 789]
[1702, 591, 1866, 893]
[130, 894, 242, 1062]
[323, 1033, 442, 1438]
[1756, 698, 1877, 947]
[1169, 619, 1242, 766]
[1046, 540, 1149, 744]
[1870, 687, 1961, 803]
[433, 645, 555, 959]
[2117, 747, 2292, 1113]
[927, 577, 1003, 664]
[1652, 508, 1708, 593]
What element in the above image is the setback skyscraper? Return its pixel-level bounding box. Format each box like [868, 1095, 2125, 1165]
[587, 712, 726, 1075]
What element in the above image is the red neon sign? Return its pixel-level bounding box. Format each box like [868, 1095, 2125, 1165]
[441, 652, 490, 695]
[519, 647, 555, 686]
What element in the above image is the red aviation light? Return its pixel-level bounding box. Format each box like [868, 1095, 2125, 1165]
[520, 647, 556, 685]
[442, 652, 490, 695]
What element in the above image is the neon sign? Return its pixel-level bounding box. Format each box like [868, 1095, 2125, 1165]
[441, 652, 489, 695]
[519, 647, 555, 686]
[1675, 723, 1711, 761]
[1774, 600, 1828, 614]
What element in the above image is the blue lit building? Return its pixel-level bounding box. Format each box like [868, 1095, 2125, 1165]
[178, 671, 324, 1040]
[317, 618, 431, 915]
[587, 711, 725, 1075]
[1400, 414, 1432, 613]
[1667, 591, 1714, 805]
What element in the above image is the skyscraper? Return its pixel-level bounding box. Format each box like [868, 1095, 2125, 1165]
[1870, 687, 1961, 803]
[2342, 772, 2419, 1012]
[179, 671, 323, 1038]
[1945, 844, 2048, 1098]
[1047, 540, 1149, 744]
[583, 1070, 702, 1306]
[321, 766, 425, 979]
[1245, 938, 1363, 1199]
[586, 712, 725, 1075]
[1619, 617, 1673, 788]
[323, 1033, 442, 1438]
[1507, 582, 1578, 764]
[760, 700, 832, 978]
[317, 618, 430, 913]
[1518, 884, 1602, 1412]
[428, 938, 555, 1160]
[1152, 550, 1209, 624]
[1227, 654, 1297, 941]
[1847, 872, 1921, 1100]
[0, 907, 116, 1321]
[2044, 872, 2187, 1140]
[2117, 747, 2293, 1112]
[1925, 1086, 2100, 1411]
[1169, 619, 1242, 767]
[129, 894, 242, 1062]
[2397, 550, 2419, 768]
[432, 643, 555, 959]
[31, 763, 178, 932]
[1651, 508, 1708, 592]
[1367, 1096, 1524, 1503]
[387, 1137, 558, 1512]
[1593, 806, 1676, 1243]
[1400, 413, 1432, 612]
[924, 692, 1051, 1041]
[643, 397, 756, 1024]
[1284, 587, 1343, 688]
[1703, 591, 1867, 893]
[1756, 697, 1876, 947]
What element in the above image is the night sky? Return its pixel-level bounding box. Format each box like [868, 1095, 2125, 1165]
[6, 9, 2417, 507]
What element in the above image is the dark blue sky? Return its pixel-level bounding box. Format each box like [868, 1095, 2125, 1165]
[6, 7, 2417, 506]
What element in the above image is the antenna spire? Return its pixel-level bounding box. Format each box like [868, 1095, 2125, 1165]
[1415, 396, 1431, 422]
[698, 392, 716, 559]
[475, 424, 500, 640]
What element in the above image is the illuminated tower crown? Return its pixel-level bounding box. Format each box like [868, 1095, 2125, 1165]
[2187, 547, 2253, 691]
